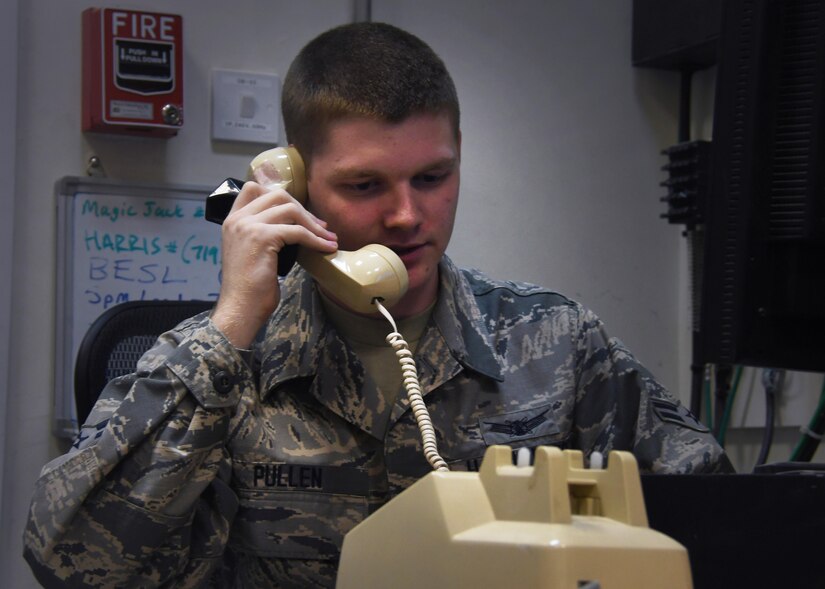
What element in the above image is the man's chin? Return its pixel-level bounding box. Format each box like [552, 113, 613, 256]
[391, 268, 440, 318]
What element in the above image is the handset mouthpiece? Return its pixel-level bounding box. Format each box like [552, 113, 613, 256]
[297, 244, 409, 314]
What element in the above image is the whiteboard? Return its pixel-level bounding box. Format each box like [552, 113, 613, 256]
[55, 176, 222, 437]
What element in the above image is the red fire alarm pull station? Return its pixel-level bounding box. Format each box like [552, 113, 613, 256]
[82, 8, 183, 137]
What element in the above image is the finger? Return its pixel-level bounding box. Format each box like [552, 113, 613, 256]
[241, 221, 338, 254]
[228, 182, 297, 219]
[221, 201, 337, 255]
[229, 180, 267, 210]
[252, 187, 329, 229]
[278, 224, 339, 253]
[252, 201, 337, 242]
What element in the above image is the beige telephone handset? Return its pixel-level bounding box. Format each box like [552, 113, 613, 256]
[206, 146, 408, 314]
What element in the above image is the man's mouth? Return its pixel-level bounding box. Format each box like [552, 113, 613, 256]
[391, 245, 421, 254]
[389, 244, 426, 262]
[389, 244, 424, 258]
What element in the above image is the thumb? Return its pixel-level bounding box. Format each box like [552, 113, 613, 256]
[251, 161, 288, 189]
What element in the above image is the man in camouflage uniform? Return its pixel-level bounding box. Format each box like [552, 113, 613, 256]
[24, 22, 732, 588]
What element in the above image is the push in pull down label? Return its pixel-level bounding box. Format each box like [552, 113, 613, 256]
[115, 39, 175, 95]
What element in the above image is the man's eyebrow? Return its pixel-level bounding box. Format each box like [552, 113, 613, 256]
[418, 156, 459, 171]
[327, 167, 382, 181]
[328, 157, 459, 180]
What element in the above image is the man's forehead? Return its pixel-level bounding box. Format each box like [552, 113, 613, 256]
[304, 113, 459, 179]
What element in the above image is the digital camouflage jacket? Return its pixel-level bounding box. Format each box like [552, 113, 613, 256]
[24, 256, 732, 588]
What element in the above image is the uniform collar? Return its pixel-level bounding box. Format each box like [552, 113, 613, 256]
[257, 256, 505, 434]
[429, 255, 504, 382]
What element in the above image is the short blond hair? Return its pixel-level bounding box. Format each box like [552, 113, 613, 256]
[282, 22, 460, 169]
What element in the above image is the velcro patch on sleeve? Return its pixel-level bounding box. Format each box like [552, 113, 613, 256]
[651, 398, 710, 433]
[479, 404, 561, 445]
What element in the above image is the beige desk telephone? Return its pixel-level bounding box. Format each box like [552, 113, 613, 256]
[205, 147, 408, 314]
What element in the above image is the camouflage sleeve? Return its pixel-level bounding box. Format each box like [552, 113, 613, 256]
[572, 307, 734, 474]
[23, 315, 252, 588]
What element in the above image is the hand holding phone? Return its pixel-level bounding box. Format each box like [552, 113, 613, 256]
[206, 148, 409, 343]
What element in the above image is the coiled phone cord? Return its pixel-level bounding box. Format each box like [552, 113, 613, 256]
[374, 298, 449, 472]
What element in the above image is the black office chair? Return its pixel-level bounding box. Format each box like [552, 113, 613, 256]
[73, 300, 214, 425]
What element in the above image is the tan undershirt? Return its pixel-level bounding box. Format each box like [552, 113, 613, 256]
[319, 291, 434, 407]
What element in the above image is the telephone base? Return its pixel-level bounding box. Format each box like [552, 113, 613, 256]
[336, 446, 692, 589]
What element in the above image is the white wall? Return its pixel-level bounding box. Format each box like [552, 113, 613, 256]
[379, 1, 686, 393]
[0, 0, 19, 573]
[8, 1, 818, 586]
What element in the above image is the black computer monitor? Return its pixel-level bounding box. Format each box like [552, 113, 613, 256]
[700, 0, 825, 371]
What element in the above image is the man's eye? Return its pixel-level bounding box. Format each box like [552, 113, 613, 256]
[345, 180, 380, 194]
[413, 172, 447, 188]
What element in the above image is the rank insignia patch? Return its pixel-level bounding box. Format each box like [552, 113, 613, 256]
[651, 398, 710, 433]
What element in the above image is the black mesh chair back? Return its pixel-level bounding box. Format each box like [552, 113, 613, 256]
[73, 300, 213, 425]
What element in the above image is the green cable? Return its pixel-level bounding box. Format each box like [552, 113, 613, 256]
[790, 376, 825, 462]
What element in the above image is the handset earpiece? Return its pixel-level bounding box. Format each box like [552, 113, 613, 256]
[248, 146, 307, 204]
[206, 147, 409, 312]
[205, 146, 305, 225]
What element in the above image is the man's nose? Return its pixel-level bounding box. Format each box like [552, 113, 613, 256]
[385, 184, 422, 230]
